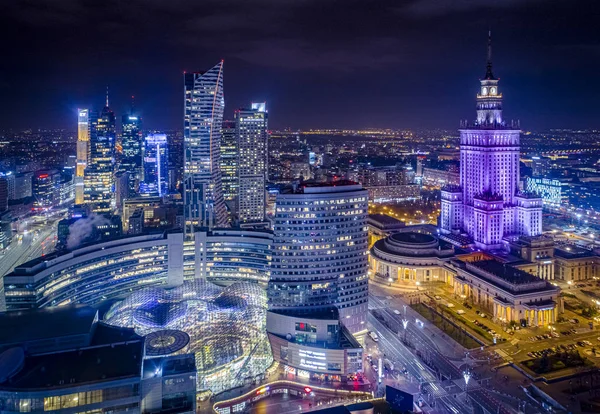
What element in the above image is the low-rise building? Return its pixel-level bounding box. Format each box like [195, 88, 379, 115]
[266, 307, 363, 383]
[554, 245, 600, 282]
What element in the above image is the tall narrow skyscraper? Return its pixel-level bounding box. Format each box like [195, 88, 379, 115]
[141, 134, 169, 197]
[84, 92, 116, 213]
[236, 102, 268, 224]
[220, 120, 238, 213]
[75, 109, 89, 204]
[120, 100, 143, 196]
[440, 33, 543, 249]
[183, 62, 227, 228]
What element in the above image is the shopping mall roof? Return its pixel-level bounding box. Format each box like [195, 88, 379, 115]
[0, 305, 97, 347]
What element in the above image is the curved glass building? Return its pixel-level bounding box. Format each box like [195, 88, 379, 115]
[4, 229, 272, 311]
[103, 280, 273, 394]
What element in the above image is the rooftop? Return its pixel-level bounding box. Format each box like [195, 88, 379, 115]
[390, 232, 435, 244]
[469, 259, 539, 285]
[367, 214, 405, 229]
[0, 305, 97, 347]
[554, 246, 597, 259]
[0, 341, 144, 391]
[270, 307, 339, 321]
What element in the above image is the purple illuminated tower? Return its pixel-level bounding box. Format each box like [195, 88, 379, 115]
[440, 33, 542, 250]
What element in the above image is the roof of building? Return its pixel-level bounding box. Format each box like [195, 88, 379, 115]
[469, 259, 540, 285]
[0, 341, 144, 391]
[270, 307, 339, 321]
[142, 354, 196, 379]
[554, 246, 597, 259]
[0, 305, 97, 346]
[367, 214, 405, 229]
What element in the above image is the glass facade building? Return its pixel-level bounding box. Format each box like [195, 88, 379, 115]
[84, 102, 116, 213]
[103, 280, 273, 394]
[236, 103, 268, 224]
[4, 230, 272, 311]
[75, 108, 89, 204]
[183, 62, 227, 228]
[220, 120, 238, 209]
[141, 133, 169, 196]
[268, 181, 369, 334]
[120, 113, 143, 196]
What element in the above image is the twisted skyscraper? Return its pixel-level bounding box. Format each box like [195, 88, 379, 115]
[183, 62, 227, 229]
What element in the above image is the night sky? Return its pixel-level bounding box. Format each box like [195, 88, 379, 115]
[1, 0, 599, 131]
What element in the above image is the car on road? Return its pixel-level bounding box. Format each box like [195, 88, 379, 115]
[393, 310, 401, 315]
[434, 295, 441, 300]
[456, 310, 465, 315]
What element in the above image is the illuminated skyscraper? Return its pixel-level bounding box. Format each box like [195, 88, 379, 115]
[183, 62, 227, 229]
[120, 103, 143, 196]
[75, 109, 89, 204]
[84, 93, 116, 213]
[141, 134, 169, 196]
[268, 181, 369, 334]
[440, 33, 543, 249]
[220, 120, 238, 214]
[236, 103, 268, 224]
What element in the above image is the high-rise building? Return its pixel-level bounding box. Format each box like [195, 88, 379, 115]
[268, 181, 369, 334]
[183, 62, 227, 228]
[0, 178, 7, 212]
[120, 106, 143, 196]
[141, 133, 169, 197]
[84, 94, 116, 213]
[220, 120, 238, 210]
[440, 33, 543, 250]
[32, 169, 61, 211]
[236, 102, 268, 224]
[75, 109, 89, 204]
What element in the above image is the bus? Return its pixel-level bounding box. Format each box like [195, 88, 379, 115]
[369, 331, 379, 342]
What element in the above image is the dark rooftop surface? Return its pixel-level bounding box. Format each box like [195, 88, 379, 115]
[0, 305, 97, 346]
[390, 232, 435, 244]
[91, 322, 142, 346]
[554, 247, 597, 259]
[368, 214, 405, 227]
[1, 341, 143, 390]
[470, 259, 540, 285]
[270, 307, 339, 321]
[142, 354, 196, 379]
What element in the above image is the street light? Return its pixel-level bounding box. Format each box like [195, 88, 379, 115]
[463, 369, 471, 394]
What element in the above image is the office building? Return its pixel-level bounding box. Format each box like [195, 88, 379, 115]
[236, 102, 269, 224]
[440, 33, 543, 249]
[0, 177, 7, 212]
[32, 169, 60, 211]
[4, 229, 273, 310]
[120, 110, 143, 196]
[268, 181, 369, 334]
[84, 94, 116, 213]
[114, 170, 130, 214]
[14, 172, 33, 200]
[220, 120, 238, 212]
[75, 109, 89, 204]
[183, 62, 227, 228]
[0, 305, 196, 414]
[141, 133, 169, 196]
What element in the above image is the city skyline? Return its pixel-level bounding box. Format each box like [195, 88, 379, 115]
[1, 1, 599, 131]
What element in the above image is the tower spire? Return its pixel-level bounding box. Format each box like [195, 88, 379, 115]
[485, 30, 495, 80]
[105, 85, 109, 108]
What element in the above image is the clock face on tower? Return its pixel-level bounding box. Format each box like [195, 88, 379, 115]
[482, 87, 488, 96]
[490, 87, 496, 95]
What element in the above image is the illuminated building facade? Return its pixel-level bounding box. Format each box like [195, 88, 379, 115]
[4, 229, 272, 311]
[220, 120, 238, 211]
[440, 33, 543, 249]
[84, 97, 116, 213]
[236, 103, 268, 224]
[183, 63, 227, 228]
[526, 177, 565, 207]
[32, 169, 61, 211]
[75, 109, 89, 204]
[268, 181, 369, 335]
[141, 134, 169, 196]
[120, 112, 143, 196]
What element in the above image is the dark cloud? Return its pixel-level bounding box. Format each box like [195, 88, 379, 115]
[0, 0, 599, 130]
